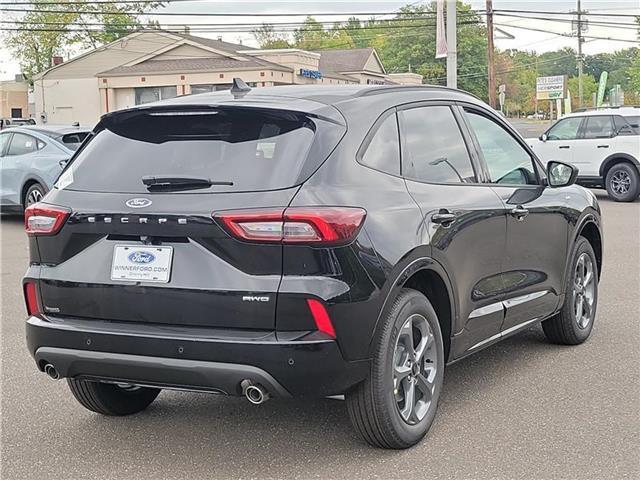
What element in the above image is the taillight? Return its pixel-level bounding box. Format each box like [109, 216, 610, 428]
[306, 298, 336, 338]
[24, 282, 40, 315]
[215, 207, 366, 245]
[24, 203, 71, 235]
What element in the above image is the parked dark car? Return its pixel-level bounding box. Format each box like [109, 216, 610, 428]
[23, 82, 602, 449]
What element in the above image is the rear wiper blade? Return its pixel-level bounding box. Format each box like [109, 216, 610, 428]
[142, 175, 233, 190]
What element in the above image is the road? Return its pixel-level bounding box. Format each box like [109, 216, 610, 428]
[509, 118, 550, 139]
[1, 192, 639, 480]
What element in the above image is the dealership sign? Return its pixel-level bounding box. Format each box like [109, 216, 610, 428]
[299, 68, 322, 79]
[536, 75, 567, 100]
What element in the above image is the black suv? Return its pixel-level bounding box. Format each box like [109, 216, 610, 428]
[24, 82, 602, 449]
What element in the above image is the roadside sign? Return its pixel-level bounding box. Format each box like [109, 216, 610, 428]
[536, 75, 566, 100]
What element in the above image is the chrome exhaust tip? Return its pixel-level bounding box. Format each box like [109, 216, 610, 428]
[44, 364, 60, 380]
[241, 380, 270, 405]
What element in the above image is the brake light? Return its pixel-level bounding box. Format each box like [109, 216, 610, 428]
[24, 282, 40, 315]
[24, 203, 71, 235]
[306, 298, 336, 338]
[215, 207, 366, 245]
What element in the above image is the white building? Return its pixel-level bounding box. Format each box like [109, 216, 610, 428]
[33, 30, 423, 127]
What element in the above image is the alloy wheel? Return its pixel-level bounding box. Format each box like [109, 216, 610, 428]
[392, 313, 438, 425]
[573, 253, 595, 329]
[27, 188, 43, 205]
[610, 170, 631, 196]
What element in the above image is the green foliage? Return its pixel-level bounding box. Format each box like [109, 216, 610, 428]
[252, 24, 292, 49]
[3, 0, 162, 81]
[567, 74, 599, 108]
[292, 17, 355, 50]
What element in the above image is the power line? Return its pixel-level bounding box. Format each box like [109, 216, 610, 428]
[494, 22, 638, 43]
[493, 9, 640, 18]
[0, 6, 484, 17]
[493, 13, 640, 30]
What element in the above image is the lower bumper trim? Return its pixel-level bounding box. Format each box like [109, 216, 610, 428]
[35, 346, 292, 397]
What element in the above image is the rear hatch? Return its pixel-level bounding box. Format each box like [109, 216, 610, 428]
[33, 101, 346, 330]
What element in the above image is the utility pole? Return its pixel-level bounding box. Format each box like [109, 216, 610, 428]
[446, 0, 457, 88]
[486, 0, 496, 108]
[576, 0, 585, 108]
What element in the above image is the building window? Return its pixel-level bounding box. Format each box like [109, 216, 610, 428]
[134, 86, 177, 105]
[191, 83, 257, 94]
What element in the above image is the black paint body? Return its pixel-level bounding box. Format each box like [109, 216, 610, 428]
[24, 85, 603, 397]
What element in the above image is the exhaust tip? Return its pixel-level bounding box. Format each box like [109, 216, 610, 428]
[241, 380, 270, 405]
[44, 364, 60, 380]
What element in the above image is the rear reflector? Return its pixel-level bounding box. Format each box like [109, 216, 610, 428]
[215, 207, 366, 245]
[306, 298, 336, 339]
[24, 282, 40, 315]
[24, 203, 71, 235]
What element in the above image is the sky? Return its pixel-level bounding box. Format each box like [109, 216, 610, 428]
[0, 0, 638, 80]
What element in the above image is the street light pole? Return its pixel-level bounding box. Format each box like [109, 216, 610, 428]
[577, 0, 584, 108]
[486, 0, 496, 108]
[446, 0, 457, 88]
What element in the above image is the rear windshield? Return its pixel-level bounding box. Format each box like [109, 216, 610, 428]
[60, 107, 341, 193]
[60, 132, 90, 151]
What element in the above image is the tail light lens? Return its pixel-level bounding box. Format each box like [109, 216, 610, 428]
[306, 298, 336, 338]
[24, 282, 40, 315]
[24, 203, 71, 235]
[215, 207, 366, 245]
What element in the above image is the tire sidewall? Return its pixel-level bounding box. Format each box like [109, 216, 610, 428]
[376, 290, 445, 446]
[564, 237, 599, 342]
[605, 163, 640, 202]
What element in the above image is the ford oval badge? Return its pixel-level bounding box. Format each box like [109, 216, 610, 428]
[126, 198, 152, 208]
[128, 251, 156, 264]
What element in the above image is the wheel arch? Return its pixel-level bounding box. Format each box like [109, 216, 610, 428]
[369, 256, 456, 362]
[599, 152, 640, 178]
[577, 220, 603, 281]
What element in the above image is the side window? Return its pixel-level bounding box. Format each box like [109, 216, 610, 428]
[400, 106, 476, 183]
[7, 133, 37, 156]
[583, 116, 614, 139]
[613, 116, 636, 136]
[0, 133, 10, 156]
[359, 112, 400, 175]
[546, 117, 583, 140]
[465, 110, 537, 185]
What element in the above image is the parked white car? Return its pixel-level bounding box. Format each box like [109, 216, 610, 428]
[527, 107, 640, 202]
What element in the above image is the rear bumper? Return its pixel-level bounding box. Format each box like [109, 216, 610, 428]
[26, 316, 370, 397]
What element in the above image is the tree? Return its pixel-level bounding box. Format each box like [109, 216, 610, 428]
[292, 17, 355, 50]
[3, 0, 162, 81]
[567, 74, 598, 108]
[252, 24, 291, 49]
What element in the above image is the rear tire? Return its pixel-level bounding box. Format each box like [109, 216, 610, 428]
[542, 236, 598, 345]
[604, 162, 640, 202]
[346, 288, 445, 449]
[67, 379, 160, 416]
[23, 182, 46, 208]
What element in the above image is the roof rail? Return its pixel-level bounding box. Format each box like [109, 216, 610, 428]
[573, 105, 639, 112]
[357, 84, 483, 102]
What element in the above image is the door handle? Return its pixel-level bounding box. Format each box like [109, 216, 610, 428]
[431, 210, 456, 227]
[558, 145, 570, 149]
[597, 145, 609, 148]
[510, 205, 529, 221]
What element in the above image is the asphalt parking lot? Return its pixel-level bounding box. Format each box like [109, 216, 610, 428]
[1, 189, 639, 480]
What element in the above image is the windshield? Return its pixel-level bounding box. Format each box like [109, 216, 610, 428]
[60, 108, 340, 194]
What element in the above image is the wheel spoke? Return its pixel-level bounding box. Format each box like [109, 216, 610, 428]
[414, 331, 433, 363]
[583, 259, 594, 287]
[415, 373, 433, 405]
[399, 321, 415, 361]
[575, 294, 584, 320]
[399, 378, 415, 421]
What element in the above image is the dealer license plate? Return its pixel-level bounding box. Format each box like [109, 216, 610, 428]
[110, 245, 173, 283]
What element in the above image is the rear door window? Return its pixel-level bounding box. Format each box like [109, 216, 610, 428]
[62, 108, 342, 193]
[7, 133, 37, 156]
[582, 116, 614, 139]
[400, 105, 476, 183]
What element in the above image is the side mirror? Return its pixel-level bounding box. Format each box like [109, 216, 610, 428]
[547, 160, 578, 188]
[539, 133, 548, 142]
